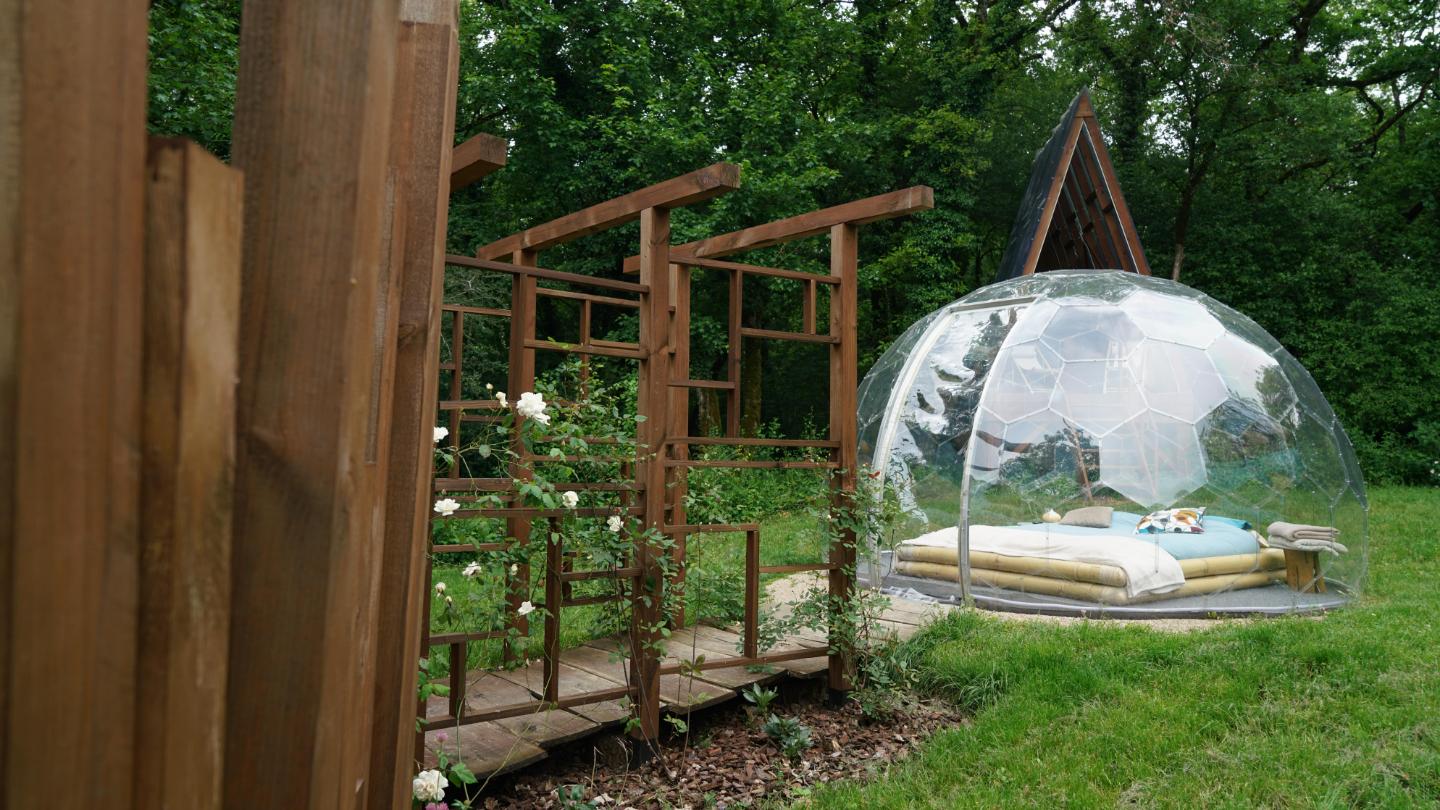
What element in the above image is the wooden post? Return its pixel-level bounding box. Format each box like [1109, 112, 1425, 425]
[667, 264, 691, 627]
[137, 138, 242, 810]
[367, 2, 461, 805]
[224, 1, 401, 807]
[631, 206, 672, 745]
[726, 269, 743, 437]
[506, 250, 538, 663]
[744, 528, 761, 659]
[544, 517, 563, 703]
[0, 2, 147, 807]
[827, 223, 859, 697]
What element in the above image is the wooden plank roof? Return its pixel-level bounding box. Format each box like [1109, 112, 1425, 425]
[995, 89, 1150, 281]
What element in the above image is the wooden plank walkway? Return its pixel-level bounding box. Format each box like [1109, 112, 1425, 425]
[421, 577, 955, 779]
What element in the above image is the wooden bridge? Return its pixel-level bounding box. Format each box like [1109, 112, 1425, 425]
[424, 579, 954, 780]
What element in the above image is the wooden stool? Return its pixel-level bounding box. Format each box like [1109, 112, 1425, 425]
[1283, 549, 1327, 593]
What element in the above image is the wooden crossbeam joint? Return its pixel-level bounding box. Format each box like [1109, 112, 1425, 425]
[476, 163, 739, 259]
[622, 186, 934, 272]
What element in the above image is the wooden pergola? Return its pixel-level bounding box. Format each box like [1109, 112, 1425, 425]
[425, 169, 932, 773]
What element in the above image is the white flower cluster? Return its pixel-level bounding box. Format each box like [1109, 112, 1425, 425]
[412, 769, 448, 803]
[462, 561, 481, 578]
[561, 490, 579, 509]
[515, 391, 550, 425]
[606, 515, 623, 533]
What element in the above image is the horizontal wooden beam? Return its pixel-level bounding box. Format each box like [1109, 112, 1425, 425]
[740, 326, 839, 344]
[448, 132, 507, 192]
[623, 185, 934, 272]
[475, 162, 740, 259]
[675, 255, 842, 285]
[445, 253, 649, 294]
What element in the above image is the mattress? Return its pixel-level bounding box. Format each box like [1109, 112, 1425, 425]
[904, 524, 1186, 599]
[898, 544, 1287, 582]
[894, 519, 1282, 604]
[1033, 511, 1264, 560]
[893, 560, 1285, 605]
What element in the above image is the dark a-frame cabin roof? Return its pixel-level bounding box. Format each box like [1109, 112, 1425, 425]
[995, 89, 1150, 282]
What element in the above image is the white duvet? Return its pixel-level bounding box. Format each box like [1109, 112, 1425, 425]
[903, 525, 1186, 599]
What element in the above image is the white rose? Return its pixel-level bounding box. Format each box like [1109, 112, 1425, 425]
[517, 600, 535, 616]
[444, 595, 453, 607]
[607, 515, 623, 533]
[561, 490, 579, 509]
[515, 391, 550, 425]
[433, 425, 449, 444]
[494, 391, 507, 408]
[412, 769, 448, 803]
[485, 382, 493, 390]
[462, 561, 481, 578]
[433, 498, 460, 517]
[509, 563, 518, 575]
[433, 581, 446, 595]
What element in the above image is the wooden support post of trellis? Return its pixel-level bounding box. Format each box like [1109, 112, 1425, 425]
[0, 2, 148, 807]
[631, 206, 673, 745]
[137, 138, 243, 810]
[667, 264, 692, 627]
[224, 0, 401, 806]
[368, 2, 463, 806]
[827, 223, 860, 697]
[506, 249, 539, 664]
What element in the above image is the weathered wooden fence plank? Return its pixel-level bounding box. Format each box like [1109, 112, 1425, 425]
[224, 1, 401, 807]
[138, 138, 242, 810]
[368, 2, 464, 806]
[0, 2, 148, 807]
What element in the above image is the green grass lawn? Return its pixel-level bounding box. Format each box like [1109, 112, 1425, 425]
[808, 486, 1440, 808]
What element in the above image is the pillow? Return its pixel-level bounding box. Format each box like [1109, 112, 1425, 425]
[1060, 506, 1114, 528]
[1135, 507, 1206, 534]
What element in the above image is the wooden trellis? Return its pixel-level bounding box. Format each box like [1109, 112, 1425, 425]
[420, 167, 933, 760]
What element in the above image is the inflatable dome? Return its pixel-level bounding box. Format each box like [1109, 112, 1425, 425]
[858, 269, 1367, 616]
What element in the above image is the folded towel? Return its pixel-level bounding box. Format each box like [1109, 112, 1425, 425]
[1267, 521, 1340, 543]
[1268, 535, 1349, 556]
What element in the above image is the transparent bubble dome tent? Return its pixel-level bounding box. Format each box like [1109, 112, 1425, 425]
[858, 269, 1367, 616]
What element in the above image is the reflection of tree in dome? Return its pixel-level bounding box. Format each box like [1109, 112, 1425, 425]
[987, 421, 1100, 502]
[1256, 363, 1300, 428]
[903, 308, 1024, 484]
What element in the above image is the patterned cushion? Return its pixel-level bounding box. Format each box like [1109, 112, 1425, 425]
[1135, 507, 1207, 534]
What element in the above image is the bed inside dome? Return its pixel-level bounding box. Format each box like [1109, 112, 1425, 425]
[856, 93, 1366, 617]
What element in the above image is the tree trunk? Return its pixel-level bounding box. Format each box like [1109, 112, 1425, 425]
[1171, 178, 1198, 281]
[741, 337, 763, 435]
[696, 387, 722, 437]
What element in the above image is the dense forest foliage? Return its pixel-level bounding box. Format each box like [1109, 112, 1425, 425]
[148, 0, 1440, 483]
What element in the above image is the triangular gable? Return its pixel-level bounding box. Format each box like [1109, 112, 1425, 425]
[994, 89, 1149, 282]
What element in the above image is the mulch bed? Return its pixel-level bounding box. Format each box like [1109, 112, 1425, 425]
[472, 683, 965, 808]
